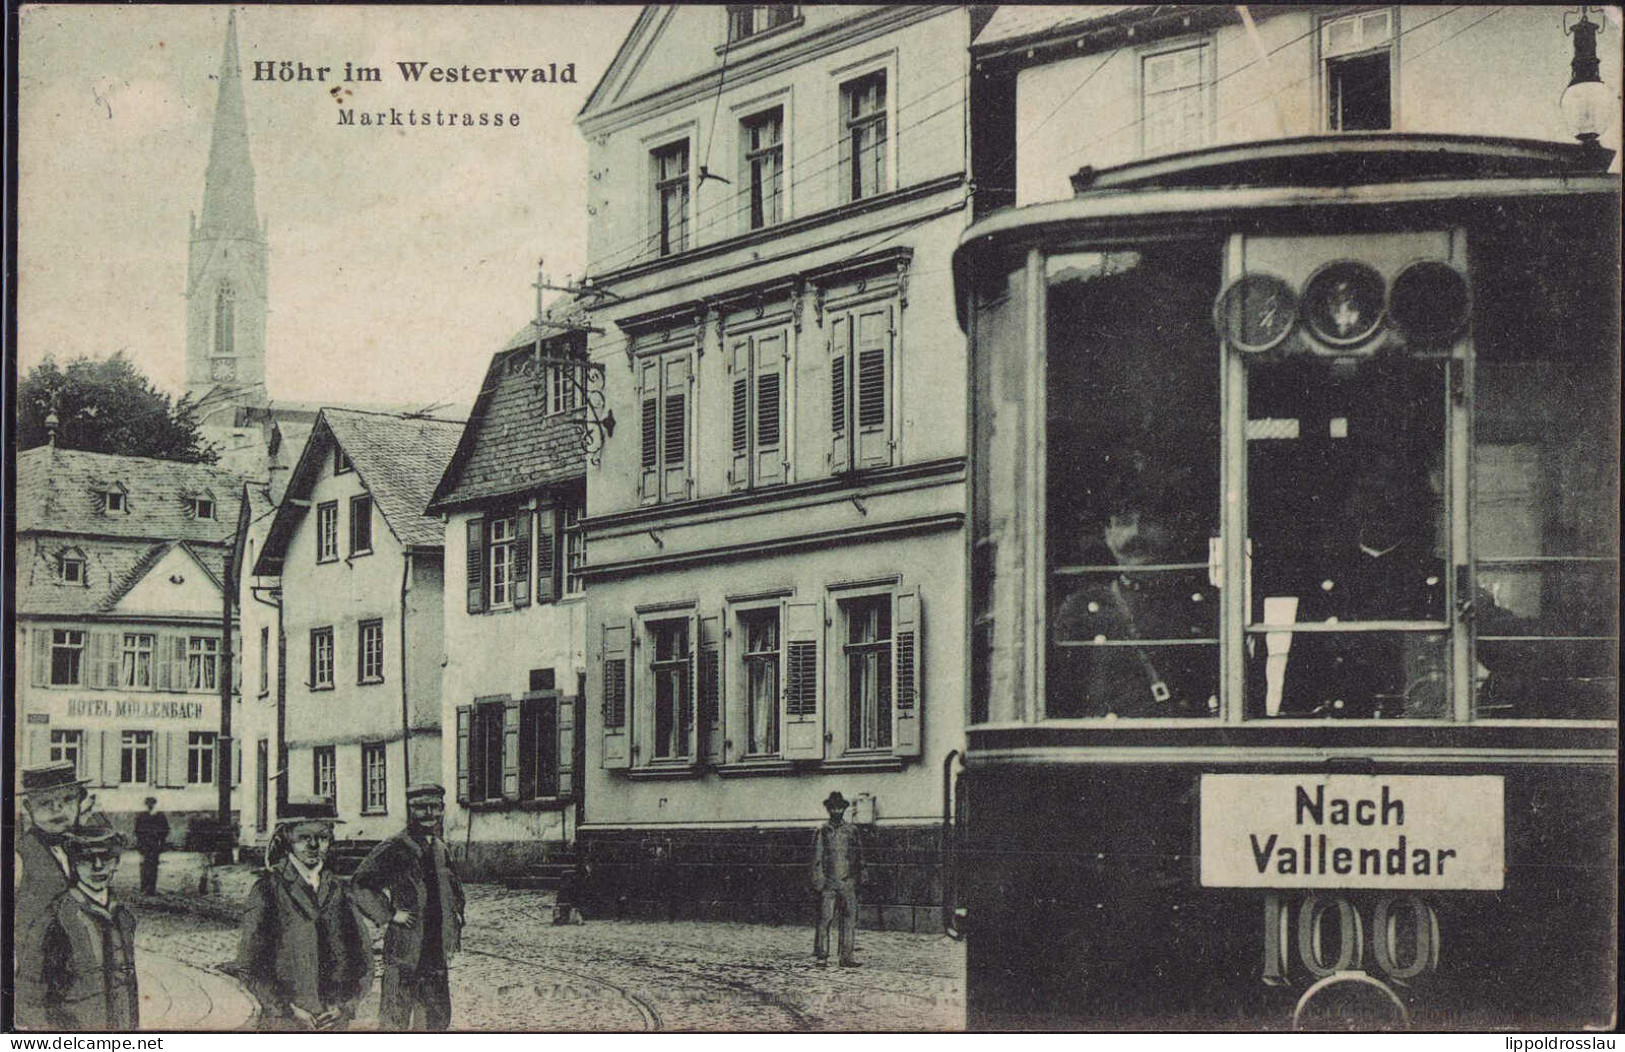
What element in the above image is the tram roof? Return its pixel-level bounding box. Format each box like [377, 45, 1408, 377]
[955, 134, 1620, 330]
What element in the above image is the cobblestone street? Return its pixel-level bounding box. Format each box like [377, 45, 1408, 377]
[117, 854, 963, 1032]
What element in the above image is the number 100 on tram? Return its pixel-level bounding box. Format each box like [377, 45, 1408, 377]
[951, 135, 1618, 1030]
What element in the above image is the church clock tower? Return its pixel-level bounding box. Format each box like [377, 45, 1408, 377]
[185, 10, 268, 424]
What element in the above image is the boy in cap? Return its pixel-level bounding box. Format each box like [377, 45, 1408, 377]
[15, 822, 139, 1030]
[352, 783, 465, 1030]
[811, 791, 864, 967]
[14, 761, 92, 922]
[235, 798, 372, 1030]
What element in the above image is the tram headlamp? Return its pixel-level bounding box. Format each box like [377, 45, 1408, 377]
[1561, 8, 1617, 170]
[1389, 261, 1471, 343]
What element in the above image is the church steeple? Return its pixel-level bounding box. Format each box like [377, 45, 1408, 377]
[185, 8, 268, 416]
[198, 9, 259, 238]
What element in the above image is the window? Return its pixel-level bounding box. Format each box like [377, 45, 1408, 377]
[729, 329, 789, 490]
[1141, 42, 1212, 155]
[649, 618, 693, 762]
[465, 700, 507, 803]
[188, 731, 216, 785]
[312, 745, 336, 800]
[489, 515, 516, 607]
[728, 4, 796, 42]
[50, 730, 83, 777]
[840, 72, 888, 203]
[334, 447, 352, 474]
[349, 495, 373, 555]
[121, 731, 152, 784]
[358, 620, 385, 684]
[465, 511, 532, 613]
[362, 742, 388, 813]
[741, 107, 784, 231]
[215, 281, 235, 357]
[843, 596, 893, 750]
[1322, 9, 1394, 131]
[121, 633, 155, 689]
[652, 140, 690, 257]
[827, 302, 896, 472]
[190, 497, 216, 520]
[259, 626, 270, 694]
[639, 352, 693, 504]
[316, 501, 339, 562]
[105, 491, 127, 514]
[562, 498, 587, 596]
[310, 628, 334, 690]
[50, 630, 85, 686]
[518, 694, 560, 800]
[188, 636, 219, 692]
[549, 366, 582, 416]
[56, 551, 85, 584]
[740, 608, 781, 756]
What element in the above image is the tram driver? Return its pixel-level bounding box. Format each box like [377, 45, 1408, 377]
[1051, 454, 1219, 718]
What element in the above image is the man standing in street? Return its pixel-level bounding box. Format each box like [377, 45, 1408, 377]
[15, 822, 139, 1030]
[14, 761, 90, 922]
[352, 784, 464, 1031]
[133, 797, 169, 896]
[811, 791, 863, 968]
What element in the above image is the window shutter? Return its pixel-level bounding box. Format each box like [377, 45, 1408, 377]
[755, 331, 787, 486]
[456, 705, 472, 803]
[600, 621, 632, 770]
[31, 628, 48, 687]
[100, 731, 121, 787]
[855, 304, 894, 469]
[557, 695, 576, 797]
[171, 636, 191, 693]
[82, 731, 103, 787]
[892, 588, 922, 758]
[829, 314, 851, 472]
[512, 510, 533, 609]
[233, 647, 242, 694]
[100, 632, 120, 689]
[502, 697, 522, 800]
[682, 611, 699, 761]
[87, 632, 106, 689]
[535, 507, 557, 603]
[730, 337, 752, 491]
[697, 613, 723, 765]
[466, 518, 486, 614]
[662, 356, 691, 503]
[154, 636, 172, 692]
[173, 732, 193, 787]
[28, 728, 47, 767]
[639, 359, 661, 505]
[782, 597, 825, 760]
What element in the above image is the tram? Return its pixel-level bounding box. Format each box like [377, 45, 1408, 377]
[951, 135, 1618, 1030]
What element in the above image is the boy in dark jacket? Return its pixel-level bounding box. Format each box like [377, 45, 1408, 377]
[235, 799, 372, 1030]
[15, 824, 139, 1030]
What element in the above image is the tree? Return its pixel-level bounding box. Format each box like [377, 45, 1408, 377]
[17, 354, 219, 463]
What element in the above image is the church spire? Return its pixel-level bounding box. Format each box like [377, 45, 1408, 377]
[198, 9, 259, 238]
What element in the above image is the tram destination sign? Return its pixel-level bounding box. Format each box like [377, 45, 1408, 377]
[1200, 774, 1504, 891]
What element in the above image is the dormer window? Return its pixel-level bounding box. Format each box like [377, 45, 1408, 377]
[57, 550, 86, 585]
[335, 448, 353, 475]
[104, 490, 128, 514]
[191, 497, 216, 520]
[727, 5, 796, 43]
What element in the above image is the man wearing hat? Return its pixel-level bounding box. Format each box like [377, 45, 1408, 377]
[810, 791, 864, 968]
[133, 797, 170, 896]
[352, 783, 465, 1030]
[14, 761, 92, 923]
[15, 820, 139, 1030]
[235, 798, 373, 1030]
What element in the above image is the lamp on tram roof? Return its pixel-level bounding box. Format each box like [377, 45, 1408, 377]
[1561, 6, 1616, 170]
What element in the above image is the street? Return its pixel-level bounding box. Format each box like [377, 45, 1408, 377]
[117, 853, 964, 1031]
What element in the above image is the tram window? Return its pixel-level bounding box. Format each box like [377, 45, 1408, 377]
[1246, 358, 1449, 718]
[1470, 209, 1619, 720]
[1044, 244, 1221, 718]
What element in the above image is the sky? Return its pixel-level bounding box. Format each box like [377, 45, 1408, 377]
[18, 4, 642, 413]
